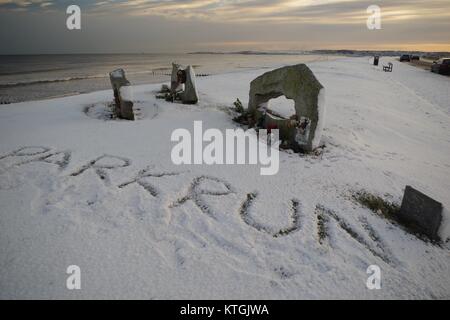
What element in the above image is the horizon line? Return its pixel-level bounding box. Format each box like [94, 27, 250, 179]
[1, 49, 450, 56]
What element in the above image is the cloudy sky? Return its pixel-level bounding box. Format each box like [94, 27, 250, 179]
[0, 0, 449, 54]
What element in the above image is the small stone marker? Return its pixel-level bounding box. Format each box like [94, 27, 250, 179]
[399, 186, 443, 241]
[109, 69, 135, 120]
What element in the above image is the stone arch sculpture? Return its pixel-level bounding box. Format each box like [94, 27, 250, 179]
[248, 64, 325, 152]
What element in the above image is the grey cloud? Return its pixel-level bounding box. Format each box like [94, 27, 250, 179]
[0, 0, 449, 54]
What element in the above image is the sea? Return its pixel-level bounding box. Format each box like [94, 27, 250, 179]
[0, 53, 331, 103]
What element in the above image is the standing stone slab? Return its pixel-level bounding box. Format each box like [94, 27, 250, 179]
[180, 65, 199, 104]
[248, 64, 325, 152]
[119, 85, 135, 121]
[399, 186, 443, 241]
[170, 63, 199, 104]
[109, 69, 135, 120]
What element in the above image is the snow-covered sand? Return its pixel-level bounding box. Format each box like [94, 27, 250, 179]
[0, 57, 449, 299]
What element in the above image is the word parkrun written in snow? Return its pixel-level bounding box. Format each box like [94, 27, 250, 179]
[1, 147, 384, 292]
[2, 146, 397, 269]
[65, 5, 382, 31]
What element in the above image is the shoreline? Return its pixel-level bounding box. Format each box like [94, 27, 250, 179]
[0, 54, 339, 104]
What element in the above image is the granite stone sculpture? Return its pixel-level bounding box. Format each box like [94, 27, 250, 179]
[248, 64, 325, 152]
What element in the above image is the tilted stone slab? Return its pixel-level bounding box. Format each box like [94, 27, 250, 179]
[170, 63, 199, 105]
[248, 64, 325, 152]
[180, 65, 199, 104]
[399, 186, 443, 241]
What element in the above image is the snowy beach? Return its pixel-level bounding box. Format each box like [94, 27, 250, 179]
[0, 57, 449, 299]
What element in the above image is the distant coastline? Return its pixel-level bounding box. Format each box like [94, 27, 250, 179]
[189, 49, 450, 59]
[2, 49, 448, 58]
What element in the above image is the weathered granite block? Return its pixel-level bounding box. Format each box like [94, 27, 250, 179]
[399, 186, 443, 241]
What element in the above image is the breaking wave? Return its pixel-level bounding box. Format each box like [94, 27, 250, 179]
[0, 74, 108, 88]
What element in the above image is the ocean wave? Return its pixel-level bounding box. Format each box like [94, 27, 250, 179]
[0, 74, 108, 88]
[0, 68, 67, 76]
[0, 69, 211, 88]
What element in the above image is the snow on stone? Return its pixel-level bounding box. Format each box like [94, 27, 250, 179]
[119, 85, 134, 102]
[266, 96, 296, 118]
[312, 87, 326, 149]
[439, 207, 450, 242]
